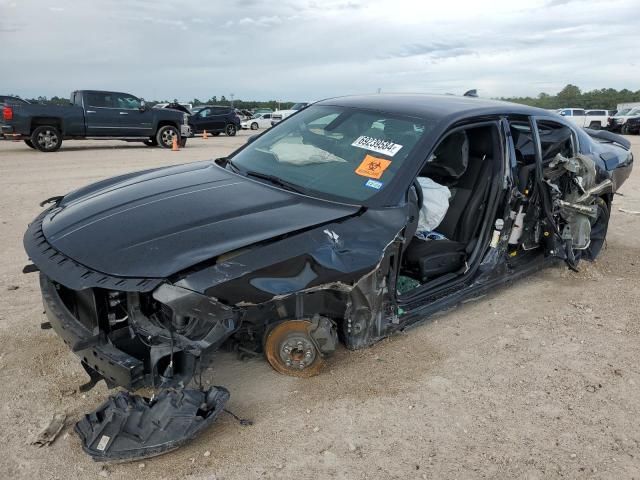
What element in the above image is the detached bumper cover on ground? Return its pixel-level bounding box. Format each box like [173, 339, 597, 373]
[75, 386, 229, 461]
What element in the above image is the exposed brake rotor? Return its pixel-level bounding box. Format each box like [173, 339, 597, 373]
[264, 320, 325, 377]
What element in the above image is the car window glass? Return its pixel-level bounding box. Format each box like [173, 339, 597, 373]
[86, 93, 113, 108]
[198, 108, 211, 118]
[560, 109, 571, 116]
[114, 94, 141, 109]
[509, 121, 536, 164]
[537, 120, 574, 161]
[231, 105, 434, 203]
[573, 109, 585, 116]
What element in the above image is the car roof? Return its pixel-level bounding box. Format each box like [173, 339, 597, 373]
[316, 93, 552, 121]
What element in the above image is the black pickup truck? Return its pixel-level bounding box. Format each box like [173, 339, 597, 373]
[1, 90, 191, 152]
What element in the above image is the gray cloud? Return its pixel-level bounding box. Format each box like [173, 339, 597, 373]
[1, 0, 639, 101]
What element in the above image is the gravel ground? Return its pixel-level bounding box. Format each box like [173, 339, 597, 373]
[0, 132, 638, 480]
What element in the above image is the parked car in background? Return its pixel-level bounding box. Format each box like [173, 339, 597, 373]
[271, 102, 314, 126]
[556, 108, 608, 129]
[254, 108, 273, 116]
[237, 109, 254, 120]
[241, 112, 273, 130]
[1, 90, 190, 151]
[189, 105, 241, 136]
[609, 107, 640, 133]
[624, 114, 640, 134]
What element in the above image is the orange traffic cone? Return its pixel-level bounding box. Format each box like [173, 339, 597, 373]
[172, 136, 179, 151]
[203, 129, 208, 139]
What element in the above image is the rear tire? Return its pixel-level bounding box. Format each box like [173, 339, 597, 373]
[24, 139, 36, 149]
[31, 126, 62, 152]
[156, 125, 179, 149]
[250, 122, 259, 130]
[583, 198, 610, 261]
[588, 121, 601, 130]
[225, 124, 237, 136]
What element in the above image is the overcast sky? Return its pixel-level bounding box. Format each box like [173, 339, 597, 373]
[1, 0, 638, 101]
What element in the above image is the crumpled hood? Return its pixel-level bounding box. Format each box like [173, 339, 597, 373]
[40, 161, 358, 278]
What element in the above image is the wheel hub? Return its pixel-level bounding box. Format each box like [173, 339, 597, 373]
[264, 320, 324, 377]
[280, 335, 316, 370]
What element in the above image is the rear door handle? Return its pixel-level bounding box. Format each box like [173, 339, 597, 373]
[86, 110, 96, 114]
[119, 112, 128, 115]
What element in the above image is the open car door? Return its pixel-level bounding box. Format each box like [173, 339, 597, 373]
[529, 116, 612, 269]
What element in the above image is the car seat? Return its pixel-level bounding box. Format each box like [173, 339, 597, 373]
[403, 127, 495, 282]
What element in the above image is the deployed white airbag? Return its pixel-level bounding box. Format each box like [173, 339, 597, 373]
[416, 177, 451, 234]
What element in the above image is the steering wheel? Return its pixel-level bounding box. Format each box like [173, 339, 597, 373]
[412, 178, 424, 210]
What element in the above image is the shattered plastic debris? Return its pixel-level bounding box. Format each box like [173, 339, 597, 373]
[75, 386, 229, 462]
[32, 413, 67, 447]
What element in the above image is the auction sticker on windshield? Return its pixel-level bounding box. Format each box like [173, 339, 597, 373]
[355, 154, 392, 179]
[351, 136, 403, 157]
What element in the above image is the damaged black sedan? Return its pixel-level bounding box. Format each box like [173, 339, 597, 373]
[24, 94, 632, 457]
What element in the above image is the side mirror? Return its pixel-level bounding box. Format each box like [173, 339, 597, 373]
[139, 100, 147, 112]
[559, 111, 566, 116]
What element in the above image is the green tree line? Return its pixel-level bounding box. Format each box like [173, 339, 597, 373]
[499, 84, 640, 110]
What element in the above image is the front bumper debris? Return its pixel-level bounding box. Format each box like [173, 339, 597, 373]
[75, 386, 230, 461]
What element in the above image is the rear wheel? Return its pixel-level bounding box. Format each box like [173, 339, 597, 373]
[24, 139, 36, 149]
[156, 125, 179, 148]
[588, 121, 601, 130]
[225, 124, 237, 136]
[264, 320, 325, 377]
[31, 126, 62, 152]
[250, 122, 259, 130]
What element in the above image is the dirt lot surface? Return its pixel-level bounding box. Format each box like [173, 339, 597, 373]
[0, 133, 638, 479]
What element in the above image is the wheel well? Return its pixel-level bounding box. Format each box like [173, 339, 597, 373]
[31, 117, 63, 134]
[156, 120, 179, 132]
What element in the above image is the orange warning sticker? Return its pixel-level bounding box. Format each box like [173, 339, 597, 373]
[354, 154, 392, 179]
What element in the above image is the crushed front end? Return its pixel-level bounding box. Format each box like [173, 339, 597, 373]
[27, 210, 238, 391]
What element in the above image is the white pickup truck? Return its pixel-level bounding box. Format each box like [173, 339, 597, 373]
[556, 108, 610, 129]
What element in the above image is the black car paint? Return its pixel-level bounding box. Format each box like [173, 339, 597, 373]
[40, 161, 359, 278]
[1, 90, 186, 146]
[188, 105, 241, 135]
[24, 94, 633, 394]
